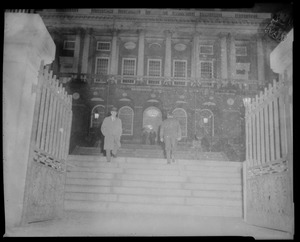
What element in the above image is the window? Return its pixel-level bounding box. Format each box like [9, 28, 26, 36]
[95, 57, 109, 75]
[235, 46, 247, 56]
[200, 61, 213, 79]
[97, 41, 111, 51]
[199, 45, 213, 55]
[148, 59, 161, 77]
[172, 108, 187, 137]
[173, 60, 187, 78]
[91, 105, 106, 128]
[63, 40, 75, 50]
[122, 58, 136, 84]
[122, 58, 136, 76]
[118, 106, 134, 135]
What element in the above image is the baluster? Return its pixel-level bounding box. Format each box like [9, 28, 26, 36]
[273, 80, 281, 160]
[36, 70, 47, 149]
[65, 97, 73, 160]
[58, 88, 67, 160]
[264, 87, 270, 163]
[49, 79, 58, 156]
[278, 82, 288, 158]
[40, 77, 51, 151]
[55, 85, 64, 159]
[45, 73, 54, 153]
[252, 97, 257, 166]
[259, 90, 266, 164]
[268, 82, 275, 161]
[255, 95, 261, 165]
[248, 100, 253, 167]
[52, 81, 60, 158]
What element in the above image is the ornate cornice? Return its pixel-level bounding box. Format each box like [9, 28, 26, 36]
[40, 10, 270, 28]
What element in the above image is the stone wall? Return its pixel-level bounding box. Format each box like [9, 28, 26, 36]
[3, 12, 55, 229]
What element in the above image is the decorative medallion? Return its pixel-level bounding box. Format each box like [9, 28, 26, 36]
[150, 93, 156, 98]
[93, 91, 98, 96]
[122, 92, 128, 97]
[174, 43, 186, 51]
[227, 98, 234, 105]
[179, 95, 185, 99]
[209, 96, 214, 100]
[72, 92, 80, 100]
[124, 41, 136, 49]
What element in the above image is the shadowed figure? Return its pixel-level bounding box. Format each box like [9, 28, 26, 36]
[159, 112, 182, 164]
[100, 106, 122, 162]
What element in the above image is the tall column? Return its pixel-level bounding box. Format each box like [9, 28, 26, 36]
[81, 29, 91, 74]
[110, 30, 118, 75]
[257, 35, 265, 82]
[191, 32, 200, 80]
[220, 33, 228, 79]
[164, 30, 172, 78]
[137, 30, 145, 79]
[228, 33, 236, 79]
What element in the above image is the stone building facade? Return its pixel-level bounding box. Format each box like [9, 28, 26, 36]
[38, 8, 278, 156]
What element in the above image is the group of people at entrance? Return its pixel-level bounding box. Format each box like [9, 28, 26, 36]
[101, 107, 182, 164]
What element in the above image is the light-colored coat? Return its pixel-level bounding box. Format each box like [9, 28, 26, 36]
[101, 116, 122, 150]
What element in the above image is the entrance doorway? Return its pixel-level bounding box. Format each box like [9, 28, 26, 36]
[143, 107, 162, 143]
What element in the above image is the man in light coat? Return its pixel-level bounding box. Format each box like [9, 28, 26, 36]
[101, 106, 122, 162]
[160, 112, 182, 164]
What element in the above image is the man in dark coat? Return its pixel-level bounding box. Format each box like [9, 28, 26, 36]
[160, 112, 182, 164]
[101, 107, 122, 162]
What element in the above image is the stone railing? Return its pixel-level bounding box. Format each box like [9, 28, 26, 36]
[57, 73, 264, 92]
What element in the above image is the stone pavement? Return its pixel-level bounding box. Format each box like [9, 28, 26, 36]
[5, 211, 292, 239]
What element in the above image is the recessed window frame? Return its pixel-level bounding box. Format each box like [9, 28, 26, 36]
[63, 40, 76, 50]
[147, 59, 162, 77]
[173, 60, 187, 78]
[96, 41, 111, 51]
[200, 60, 214, 79]
[199, 45, 214, 55]
[235, 46, 247, 56]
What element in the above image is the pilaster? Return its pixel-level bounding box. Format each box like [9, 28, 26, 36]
[81, 29, 91, 74]
[228, 33, 236, 79]
[164, 30, 172, 78]
[257, 35, 265, 82]
[191, 32, 200, 79]
[137, 30, 145, 79]
[220, 33, 228, 79]
[110, 30, 118, 75]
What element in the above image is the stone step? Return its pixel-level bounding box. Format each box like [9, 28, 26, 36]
[65, 181, 241, 194]
[64, 200, 242, 217]
[64, 192, 241, 207]
[67, 156, 241, 167]
[66, 164, 241, 174]
[66, 169, 241, 180]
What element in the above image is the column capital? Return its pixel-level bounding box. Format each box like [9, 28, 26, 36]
[163, 30, 173, 37]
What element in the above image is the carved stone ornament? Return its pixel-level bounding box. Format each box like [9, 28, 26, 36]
[124, 41, 136, 49]
[33, 149, 66, 172]
[174, 43, 186, 51]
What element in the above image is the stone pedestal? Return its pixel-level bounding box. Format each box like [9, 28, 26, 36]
[3, 12, 55, 229]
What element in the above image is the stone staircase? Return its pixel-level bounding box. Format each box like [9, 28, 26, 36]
[64, 153, 243, 218]
[72, 144, 229, 161]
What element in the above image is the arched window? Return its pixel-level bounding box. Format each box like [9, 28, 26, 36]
[118, 106, 134, 135]
[172, 108, 187, 137]
[195, 109, 214, 137]
[91, 105, 106, 128]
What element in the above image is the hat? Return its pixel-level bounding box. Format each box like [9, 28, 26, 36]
[111, 106, 118, 112]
